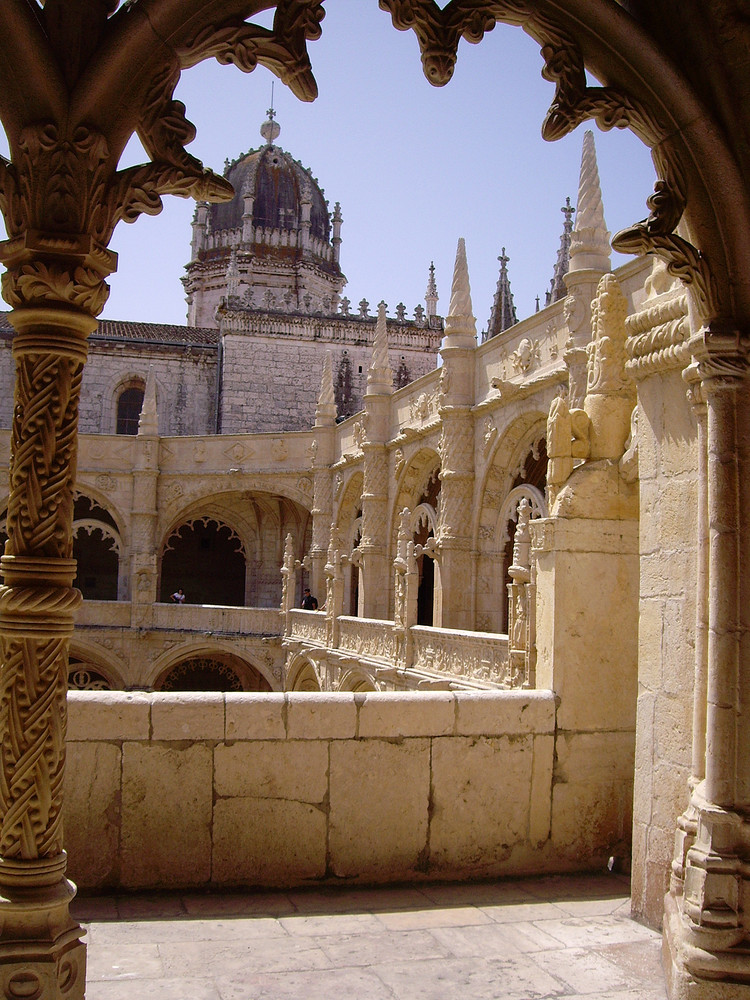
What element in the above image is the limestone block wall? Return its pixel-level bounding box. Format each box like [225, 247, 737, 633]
[64, 689, 628, 892]
[79, 344, 218, 436]
[631, 369, 698, 926]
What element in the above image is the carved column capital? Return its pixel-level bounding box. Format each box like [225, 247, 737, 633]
[690, 324, 750, 393]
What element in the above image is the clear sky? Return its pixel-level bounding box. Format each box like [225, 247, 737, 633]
[1, 2, 656, 332]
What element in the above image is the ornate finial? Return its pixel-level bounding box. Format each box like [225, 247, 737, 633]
[315, 351, 337, 427]
[569, 130, 610, 273]
[260, 88, 281, 145]
[367, 301, 394, 394]
[546, 197, 575, 305]
[485, 246, 517, 340]
[443, 238, 476, 346]
[425, 261, 439, 318]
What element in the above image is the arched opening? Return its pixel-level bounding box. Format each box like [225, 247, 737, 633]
[67, 658, 114, 691]
[414, 471, 441, 627]
[155, 653, 271, 692]
[116, 382, 145, 435]
[72, 495, 122, 601]
[500, 437, 547, 632]
[160, 517, 245, 606]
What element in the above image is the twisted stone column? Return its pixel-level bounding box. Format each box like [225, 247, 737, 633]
[0, 304, 97, 1000]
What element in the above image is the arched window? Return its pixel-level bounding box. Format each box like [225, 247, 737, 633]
[116, 384, 145, 435]
[160, 517, 246, 606]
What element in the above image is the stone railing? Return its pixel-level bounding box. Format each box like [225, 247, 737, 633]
[411, 626, 510, 687]
[287, 613, 511, 690]
[288, 608, 328, 645]
[76, 599, 131, 628]
[65, 689, 564, 891]
[152, 603, 282, 635]
[337, 615, 400, 663]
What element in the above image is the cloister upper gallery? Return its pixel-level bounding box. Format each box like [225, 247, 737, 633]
[0, 5, 748, 1000]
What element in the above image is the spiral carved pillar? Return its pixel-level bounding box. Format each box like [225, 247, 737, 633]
[0, 303, 98, 1000]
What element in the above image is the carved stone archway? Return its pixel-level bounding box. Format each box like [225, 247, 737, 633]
[0, 6, 747, 998]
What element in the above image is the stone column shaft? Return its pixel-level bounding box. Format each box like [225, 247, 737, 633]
[704, 382, 742, 808]
[359, 443, 389, 620]
[0, 306, 95, 1000]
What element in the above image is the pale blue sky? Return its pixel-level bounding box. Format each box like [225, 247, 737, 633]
[3, 3, 656, 331]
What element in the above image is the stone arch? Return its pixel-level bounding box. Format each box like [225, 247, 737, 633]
[389, 448, 442, 625]
[100, 371, 146, 435]
[160, 515, 246, 607]
[475, 414, 548, 634]
[72, 492, 126, 601]
[285, 652, 322, 692]
[150, 643, 275, 692]
[68, 641, 125, 691]
[338, 666, 377, 693]
[336, 470, 364, 616]
[159, 489, 312, 608]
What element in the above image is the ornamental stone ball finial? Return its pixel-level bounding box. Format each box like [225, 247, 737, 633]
[260, 105, 281, 146]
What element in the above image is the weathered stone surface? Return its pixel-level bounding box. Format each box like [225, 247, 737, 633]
[357, 692, 455, 738]
[430, 735, 534, 873]
[65, 741, 121, 888]
[67, 691, 150, 741]
[329, 739, 429, 879]
[225, 694, 286, 740]
[151, 692, 225, 741]
[286, 693, 357, 740]
[121, 743, 213, 888]
[213, 798, 327, 885]
[214, 740, 328, 801]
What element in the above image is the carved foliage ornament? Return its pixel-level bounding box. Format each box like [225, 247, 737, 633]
[380, 0, 716, 322]
[0, 2, 325, 314]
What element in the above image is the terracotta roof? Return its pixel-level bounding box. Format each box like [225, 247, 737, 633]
[0, 313, 217, 348]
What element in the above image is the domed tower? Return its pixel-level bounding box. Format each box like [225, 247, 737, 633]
[184, 109, 346, 327]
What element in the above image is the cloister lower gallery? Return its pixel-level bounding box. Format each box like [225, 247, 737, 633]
[0, 5, 749, 1000]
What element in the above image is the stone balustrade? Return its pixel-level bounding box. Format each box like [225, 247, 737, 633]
[288, 608, 328, 645]
[411, 625, 510, 687]
[337, 615, 400, 664]
[287, 612, 510, 689]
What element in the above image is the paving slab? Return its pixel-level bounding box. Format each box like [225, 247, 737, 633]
[75, 874, 667, 1000]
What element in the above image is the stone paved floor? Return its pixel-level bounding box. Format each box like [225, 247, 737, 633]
[72, 873, 668, 1000]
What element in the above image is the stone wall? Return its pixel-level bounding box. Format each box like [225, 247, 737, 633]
[64, 689, 628, 892]
[631, 366, 698, 926]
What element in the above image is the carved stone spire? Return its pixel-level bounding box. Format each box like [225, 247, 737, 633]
[138, 367, 159, 437]
[367, 301, 394, 394]
[546, 198, 575, 305]
[443, 237, 477, 348]
[568, 130, 611, 274]
[315, 351, 337, 427]
[425, 261, 439, 318]
[486, 247, 518, 340]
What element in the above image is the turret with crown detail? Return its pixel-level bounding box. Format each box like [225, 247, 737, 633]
[183, 108, 347, 328]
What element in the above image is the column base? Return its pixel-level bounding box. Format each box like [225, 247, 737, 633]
[0, 856, 86, 1000]
[664, 891, 750, 999]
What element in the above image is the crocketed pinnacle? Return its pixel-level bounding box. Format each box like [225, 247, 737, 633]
[569, 130, 610, 273]
[425, 261, 438, 318]
[367, 301, 394, 394]
[545, 198, 575, 305]
[486, 247, 518, 340]
[138, 366, 158, 436]
[315, 351, 337, 426]
[444, 237, 477, 345]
